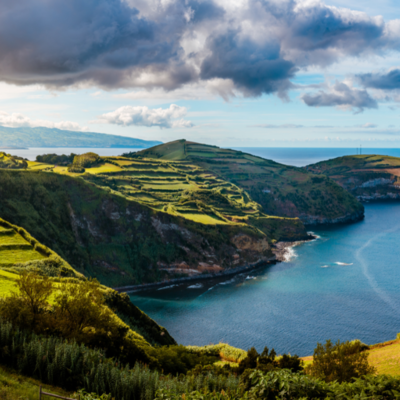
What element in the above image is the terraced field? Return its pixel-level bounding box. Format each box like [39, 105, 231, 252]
[0, 223, 46, 266]
[128, 140, 364, 224]
[0, 218, 82, 281]
[74, 157, 274, 228]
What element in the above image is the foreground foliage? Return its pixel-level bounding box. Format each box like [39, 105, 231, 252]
[306, 339, 376, 383]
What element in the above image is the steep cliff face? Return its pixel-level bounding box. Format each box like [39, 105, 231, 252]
[306, 155, 400, 203]
[0, 170, 306, 287]
[131, 140, 364, 225]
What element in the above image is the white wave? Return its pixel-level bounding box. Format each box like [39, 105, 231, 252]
[308, 231, 321, 240]
[321, 265, 329, 268]
[219, 278, 235, 285]
[335, 262, 353, 266]
[246, 276, 255, 280]
[158, 284, 177, 290]
[283, 246, 297, 262]
[187, 283, 203, 289]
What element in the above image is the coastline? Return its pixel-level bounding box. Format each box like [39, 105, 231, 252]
[114, 235, 316, 294]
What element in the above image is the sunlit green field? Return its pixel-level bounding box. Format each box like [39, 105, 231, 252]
[0, 227, 46, 266]
[0, 365, 73, 400]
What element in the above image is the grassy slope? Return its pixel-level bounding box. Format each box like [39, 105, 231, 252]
[301, 337, 400, 376]
[0, 217, 81, 276]
[306, 154, 400, 198]
[131, 140, 364, 224]
[0, 168, 290, 289]
[0, 365, 73, 400]
[0, 217, 176, 347]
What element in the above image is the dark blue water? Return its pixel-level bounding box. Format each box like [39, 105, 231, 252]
[7, 146, 400, 167]
[130, 202, 400, 356]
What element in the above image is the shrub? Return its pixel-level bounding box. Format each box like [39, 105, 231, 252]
[68, 165, 85, 173]
[246, 369, 329, 400]
[306, 339, 376, 383]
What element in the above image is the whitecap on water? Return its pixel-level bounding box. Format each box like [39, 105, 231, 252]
[158, 284, 177, 290]
[246, 276, 255, 280]
[187, 283, 203, 289]
[335, 262, 353, 266]
[321, 265, 329, 268]
[219, 278, 235, 285]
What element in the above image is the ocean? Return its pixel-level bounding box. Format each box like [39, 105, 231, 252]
[5, 146, 400, 167]
[130, 202, 400, 356]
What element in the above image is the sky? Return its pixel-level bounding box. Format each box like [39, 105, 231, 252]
[1, 0, 400, 147]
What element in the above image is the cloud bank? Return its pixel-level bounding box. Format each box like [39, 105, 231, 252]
[302, 82, 378, 113]
[0, 111, 86, 131]
[94, 104, 193, 128]
[0, 0, 399, 105]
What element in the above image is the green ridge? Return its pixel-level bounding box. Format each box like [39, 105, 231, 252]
[128, 140, 364, 223]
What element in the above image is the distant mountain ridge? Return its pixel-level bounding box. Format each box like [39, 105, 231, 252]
[0, 126, 162, 148]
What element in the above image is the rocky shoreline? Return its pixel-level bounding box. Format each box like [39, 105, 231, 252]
[114, 235, 316, 294]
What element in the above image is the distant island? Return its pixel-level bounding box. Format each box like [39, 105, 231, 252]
[0, 125, 162, 148]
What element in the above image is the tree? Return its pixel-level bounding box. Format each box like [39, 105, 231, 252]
[0, 271, 53, 329]
[307, 339, 376, 383]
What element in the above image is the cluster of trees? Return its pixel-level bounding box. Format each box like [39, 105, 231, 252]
[36, 153, 76, 165]
[0, 272, 155, 366]
[68, 152, 101, 173]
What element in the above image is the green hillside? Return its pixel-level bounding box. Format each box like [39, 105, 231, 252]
[306, 155, 400, 200]
[129, 140, 364, 225]
[0, 125, 161, 148]
[0, 218, 175, 352]
[0, 166, 306, 288]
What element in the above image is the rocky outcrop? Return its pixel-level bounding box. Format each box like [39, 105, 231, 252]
[357, 192, 400, 201]
[299, 210, 364, 225]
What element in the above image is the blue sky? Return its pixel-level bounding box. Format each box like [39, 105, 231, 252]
[1, 0, 400, 147]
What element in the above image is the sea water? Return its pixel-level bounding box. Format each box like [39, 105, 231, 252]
[130, 202, 400, 356]
[5, 147, 400, 167]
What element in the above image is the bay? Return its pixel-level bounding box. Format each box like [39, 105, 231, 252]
[130, 202, 400, 356]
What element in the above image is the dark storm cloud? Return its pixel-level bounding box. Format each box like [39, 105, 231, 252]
[357, 69, 400, 90]
[0, 0, 398, 100]
[200, 31, 297, 97]
[302, 82, 378, 113]
[0, 0, 194, 88]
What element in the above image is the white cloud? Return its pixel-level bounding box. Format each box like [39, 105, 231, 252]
[93, 104, 194, 129]
[0, 111, 87, 131]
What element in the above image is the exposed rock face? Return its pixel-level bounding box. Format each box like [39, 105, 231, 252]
[299, 210, 364, 225]
[360, 178, 394, 188]
[232, 234, 270, 253]
[357, 192, 400, 201]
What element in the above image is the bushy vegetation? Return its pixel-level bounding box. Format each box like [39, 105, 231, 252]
[306, 339, 376, 383]
[0, 319, 239, 399]
[187, 344, 247, 364]
[36, 153, 76, 165]
[0, 152, 27, 169]
[0, 272, 157, 365]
